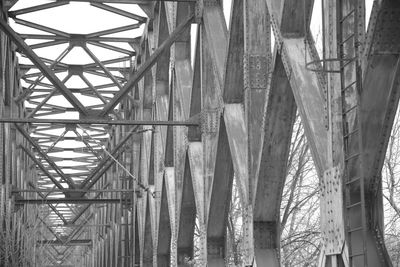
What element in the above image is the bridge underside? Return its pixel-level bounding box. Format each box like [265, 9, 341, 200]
[0, 0, 398, 266]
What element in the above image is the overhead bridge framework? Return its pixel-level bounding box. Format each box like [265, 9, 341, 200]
[0, 0, 398, 266]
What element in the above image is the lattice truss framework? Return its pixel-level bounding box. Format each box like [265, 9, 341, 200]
[0, 0, 399, 266]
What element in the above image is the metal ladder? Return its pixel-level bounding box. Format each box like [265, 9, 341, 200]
[337, 1, 368, 266]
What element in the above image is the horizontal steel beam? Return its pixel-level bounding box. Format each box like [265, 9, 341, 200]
[13, 189, 138, 193]
[47, 224, 111, 227]
[37, 239, 92, 246]
[0, 117, 199, 126]
[16, 198, 132, 204]
[27, 182, 69, 224]
[63, 0, 196, 2]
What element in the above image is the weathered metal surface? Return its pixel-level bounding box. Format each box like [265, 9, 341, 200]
[173, 8, 192, 239]
[370, 8, 400, 54]
[177, 156, 195, 266]
[320, 166, 345, 255]
[244, 55, 269, 89]
[254, 53, 296, 220]
[282, 38, 328, 175]
[188, 142, 206, 264]
[253, 52, 296, 266]
[223, 0, 244, 103]
[157, 175, 172, 262]
[0, 0, 399, 266]
[165, 167, 178, 266]
[205, 119, 233, 264]
[224, 104, 249, 202]
[202, 0, 228, 87]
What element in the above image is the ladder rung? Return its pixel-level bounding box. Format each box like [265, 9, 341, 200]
[340, 33, 355, 46]
[346, 176, 361, 185]
[347, 201, 362, 209]
[343, 105, 358, 115]
[349, 252, 365, 258]
[341, 57, 357, 69]
[345, 152, 360, 161]
[342, 80, 357, 93]
[340, 9, 355, 23]
[344, 128, 359, 138]
[348, 226, 363, 233]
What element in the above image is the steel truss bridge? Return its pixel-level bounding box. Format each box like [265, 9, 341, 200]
[0, 0, 398, 266]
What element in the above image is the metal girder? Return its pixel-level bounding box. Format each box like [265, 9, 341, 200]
[90, 2, 147, 22]
[13, 189, 138, 193]
[37, 216, 65, 243]
[63, 0, 196, 2]
[27, 182, 70, 224]
[69, 183, 110, 224]
[0, 117, 199, 126]
[79, 126, 138, 188]
[1, 0, 399, 266]
[20, 145, 65, 190]
[46, 224, 110, 227]
[37, 239, 93, 246]
[16, 198, 132, 204]
[18, 34, 138, 43]
[15, 124, 77, 189]
[99, 14, 194, 116]
[0, 19, 89, 116]
[13, 17, 69, 37]
[8, 2, 70, 17]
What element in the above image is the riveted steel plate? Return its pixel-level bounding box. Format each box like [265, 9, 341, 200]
[320, 166, 345, 255]
[244, 55, 269, 89]
[371, 9, 400, 54]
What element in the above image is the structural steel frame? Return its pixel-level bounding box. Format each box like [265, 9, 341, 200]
[0, 0, 398, 266]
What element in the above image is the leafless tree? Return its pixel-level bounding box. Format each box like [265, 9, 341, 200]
[225, 115, 321, 266]
[280, 116, 320, 267]
[382, 109, 400, 266]
[198, 107, 400, 267]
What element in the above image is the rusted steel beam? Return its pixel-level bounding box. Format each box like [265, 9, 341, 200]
[16, 198, 132, 204]
[37, 239, 93, 246]
[65, 0, 195, 2]
[13, 189, 138, 193]
[0, 117, 199, 126]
